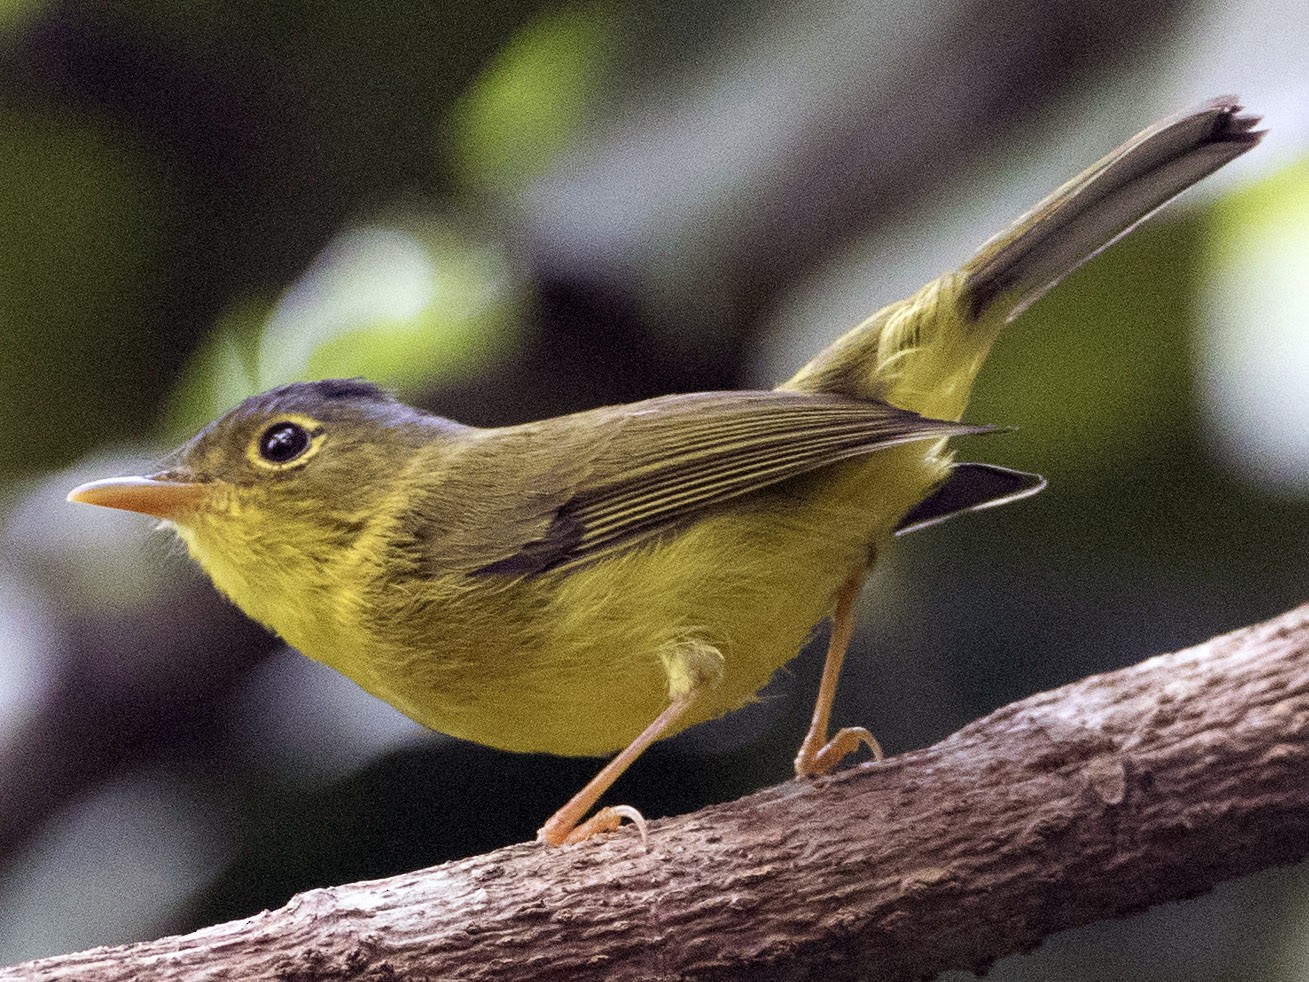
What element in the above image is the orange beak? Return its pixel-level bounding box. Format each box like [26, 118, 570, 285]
[67, 474, 212, 521]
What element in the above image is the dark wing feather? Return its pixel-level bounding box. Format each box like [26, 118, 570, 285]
[894, 462, 1045, 536]
[457, 390, 993, 577]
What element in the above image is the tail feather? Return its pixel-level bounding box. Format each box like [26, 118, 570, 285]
[784, 97, 1263, 423]
[963, 96, 1263, 321]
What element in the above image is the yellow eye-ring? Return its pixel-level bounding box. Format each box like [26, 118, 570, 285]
[248, 415, 325, 470]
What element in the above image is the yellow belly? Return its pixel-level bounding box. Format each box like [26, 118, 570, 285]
[311, 444, 947, 757]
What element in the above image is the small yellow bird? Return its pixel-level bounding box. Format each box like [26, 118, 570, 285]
[70, 98, 1260, 846]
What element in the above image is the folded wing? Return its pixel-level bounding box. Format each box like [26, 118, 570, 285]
[458, 391, 996, 576]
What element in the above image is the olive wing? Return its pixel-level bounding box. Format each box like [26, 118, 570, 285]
[443, 390, 994, 577]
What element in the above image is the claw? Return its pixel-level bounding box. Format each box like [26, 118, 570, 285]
[795, 725, 884, 777]
[541, 804, 649, 848]
[566, 805, 648, 847]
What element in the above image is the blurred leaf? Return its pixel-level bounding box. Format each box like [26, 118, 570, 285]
[446, 0, 618, 195]
[962, 182, 1309, 580]
[0, 0, 43, 33]
[165, 220, 523, 437]
[961, 213, 1202, 568]
[287, 227, 516, 388]
[161, 299, 267, 445]
[0, 109, 175, 476]
[1198, 155, 1309, 496]
[969, 217, 1197, 478]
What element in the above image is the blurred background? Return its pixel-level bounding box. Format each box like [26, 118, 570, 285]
[0, 0, 1307, 976]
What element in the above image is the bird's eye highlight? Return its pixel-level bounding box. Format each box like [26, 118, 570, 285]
[257, 422, 312, 464]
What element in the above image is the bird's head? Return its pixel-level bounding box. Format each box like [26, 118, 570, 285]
[68, 379, 461, 629]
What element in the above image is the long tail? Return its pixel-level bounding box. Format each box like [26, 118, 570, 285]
[782, 97, 1263, 423]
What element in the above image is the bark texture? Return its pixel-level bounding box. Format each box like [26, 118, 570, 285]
[6, 604, 1309, 982]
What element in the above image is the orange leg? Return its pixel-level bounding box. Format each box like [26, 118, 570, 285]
[794, 574, 884, 777]
[537, 692, 695, 847]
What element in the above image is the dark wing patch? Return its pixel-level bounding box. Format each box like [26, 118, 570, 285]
[470, 512, 586, 577]
[895, 462, 1045, 536]
[465, 390, 996, 577]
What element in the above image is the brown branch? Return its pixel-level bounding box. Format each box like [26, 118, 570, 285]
[6, 604, 1309, 982]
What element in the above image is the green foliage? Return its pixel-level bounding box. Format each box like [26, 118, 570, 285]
[164, 222, 524, 439]
[0, 110, 175, 476]
[970, 218, 1197, 477]
[1200, 155, 1309, 493]
[0, 0, 42, 32]
[446, 0, 619, 196]
[1211, 152, 1309, 254]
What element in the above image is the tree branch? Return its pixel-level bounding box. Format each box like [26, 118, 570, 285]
[7, 604, 1309, 982]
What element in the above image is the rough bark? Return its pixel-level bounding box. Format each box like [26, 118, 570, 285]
[6, 603, 1308, 982]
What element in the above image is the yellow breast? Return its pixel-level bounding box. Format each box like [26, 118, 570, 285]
[309, 443, 947, 756]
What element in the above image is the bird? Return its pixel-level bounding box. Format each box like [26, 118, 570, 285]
[69, 97, 1261, 846]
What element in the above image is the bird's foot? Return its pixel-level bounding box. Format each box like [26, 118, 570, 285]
[537, 804, 648, 848]
[794, 725, 884, 777]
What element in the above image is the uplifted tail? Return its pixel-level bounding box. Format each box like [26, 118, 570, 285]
[783, 97, 1263, 422]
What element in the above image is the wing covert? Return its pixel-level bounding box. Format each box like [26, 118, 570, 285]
[467, 390, 994, 576]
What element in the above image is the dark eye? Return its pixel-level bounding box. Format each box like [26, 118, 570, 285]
[258, 422, 312, 464]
